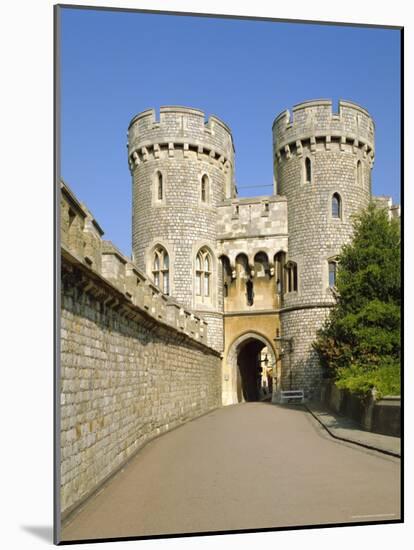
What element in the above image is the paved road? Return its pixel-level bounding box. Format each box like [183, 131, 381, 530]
[61, 403, 400, 542]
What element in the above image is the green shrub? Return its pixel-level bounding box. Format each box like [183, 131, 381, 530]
[335, 361, 400, 399]
[313, 203, 401, 397]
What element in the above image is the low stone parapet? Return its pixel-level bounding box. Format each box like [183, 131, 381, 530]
[320, 380, 400, 437]
[60, 179, 209, 345]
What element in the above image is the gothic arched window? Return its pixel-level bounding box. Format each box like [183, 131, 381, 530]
[195, 248, 212, 300]
[284, 261, 298, 293]
[152, 245, 169, 294]
[332, 193, 342, 219]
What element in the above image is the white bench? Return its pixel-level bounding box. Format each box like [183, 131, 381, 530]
[280, 390, 305, 404]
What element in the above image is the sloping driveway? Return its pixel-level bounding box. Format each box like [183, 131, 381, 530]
[61, 402, 400, 541]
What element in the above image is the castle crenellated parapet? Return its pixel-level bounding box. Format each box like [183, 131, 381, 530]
[60, 180, 209, 346]
[273, 99, 375, 164]
[128, 106, 235, 175]
[217, 195, 288, 240]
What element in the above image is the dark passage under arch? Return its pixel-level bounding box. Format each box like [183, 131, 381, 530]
[236, 338, 272, 402]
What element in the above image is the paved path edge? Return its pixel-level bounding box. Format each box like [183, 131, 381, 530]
[304, 405, 401, 459]
[61, 406, 222, 529]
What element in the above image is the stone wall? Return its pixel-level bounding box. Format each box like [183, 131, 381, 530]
[373, 195, 401, 220]
[217, 195, 288, 249]
[278, 307, 330, 395]
[60, 181, 221, 518]
[320, 381, 401, 437]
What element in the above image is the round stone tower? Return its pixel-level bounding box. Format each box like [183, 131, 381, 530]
[272, 99, 375, 395]
[127, 106, 235, 351]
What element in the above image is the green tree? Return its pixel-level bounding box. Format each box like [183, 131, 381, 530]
[313, 203, 401, 398]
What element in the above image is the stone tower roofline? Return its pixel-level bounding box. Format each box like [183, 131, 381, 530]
[128, 106, 233, 137]
[272, 99, 375, 159]
[127, 106, 235, 169]
[272, 99, 373, 127]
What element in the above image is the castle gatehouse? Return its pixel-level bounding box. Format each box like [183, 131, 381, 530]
[127, 100, 385, 403]
[59, 98, 403, 516]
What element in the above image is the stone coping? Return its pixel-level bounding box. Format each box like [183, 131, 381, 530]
[60, 179, 217, 350]
[128, 105, 233, 137]
[273, 98, 374, 128]
[60, 180, 88, 219]
[224, 309, 279, 317]
[80, 202, 104, 236]
[61, 245, 220, 357]
[218, 195, 286, 206]
[293, 98, 332, 110]
[101, 240, 128, 264]
[218, 234, 288, 242]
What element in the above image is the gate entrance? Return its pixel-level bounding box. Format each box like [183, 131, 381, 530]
[237, 339, 271, 401]
[224, 332, 276, 405]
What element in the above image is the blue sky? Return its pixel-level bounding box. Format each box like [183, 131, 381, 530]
[60, 7, 401, 256]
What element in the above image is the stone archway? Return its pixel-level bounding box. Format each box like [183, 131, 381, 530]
[223, 332, 277, 405]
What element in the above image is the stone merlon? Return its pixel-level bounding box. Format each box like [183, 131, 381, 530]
[273, 99, 375, 156]
[127, 105, 235, 165]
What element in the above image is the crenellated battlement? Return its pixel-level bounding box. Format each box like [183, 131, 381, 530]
[128, 106, 234, 172]
[217, 195, 288, 244]
[60, 180, 209, 346]
[216, 195, 288, 286]
[273, 99, 375, 161]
